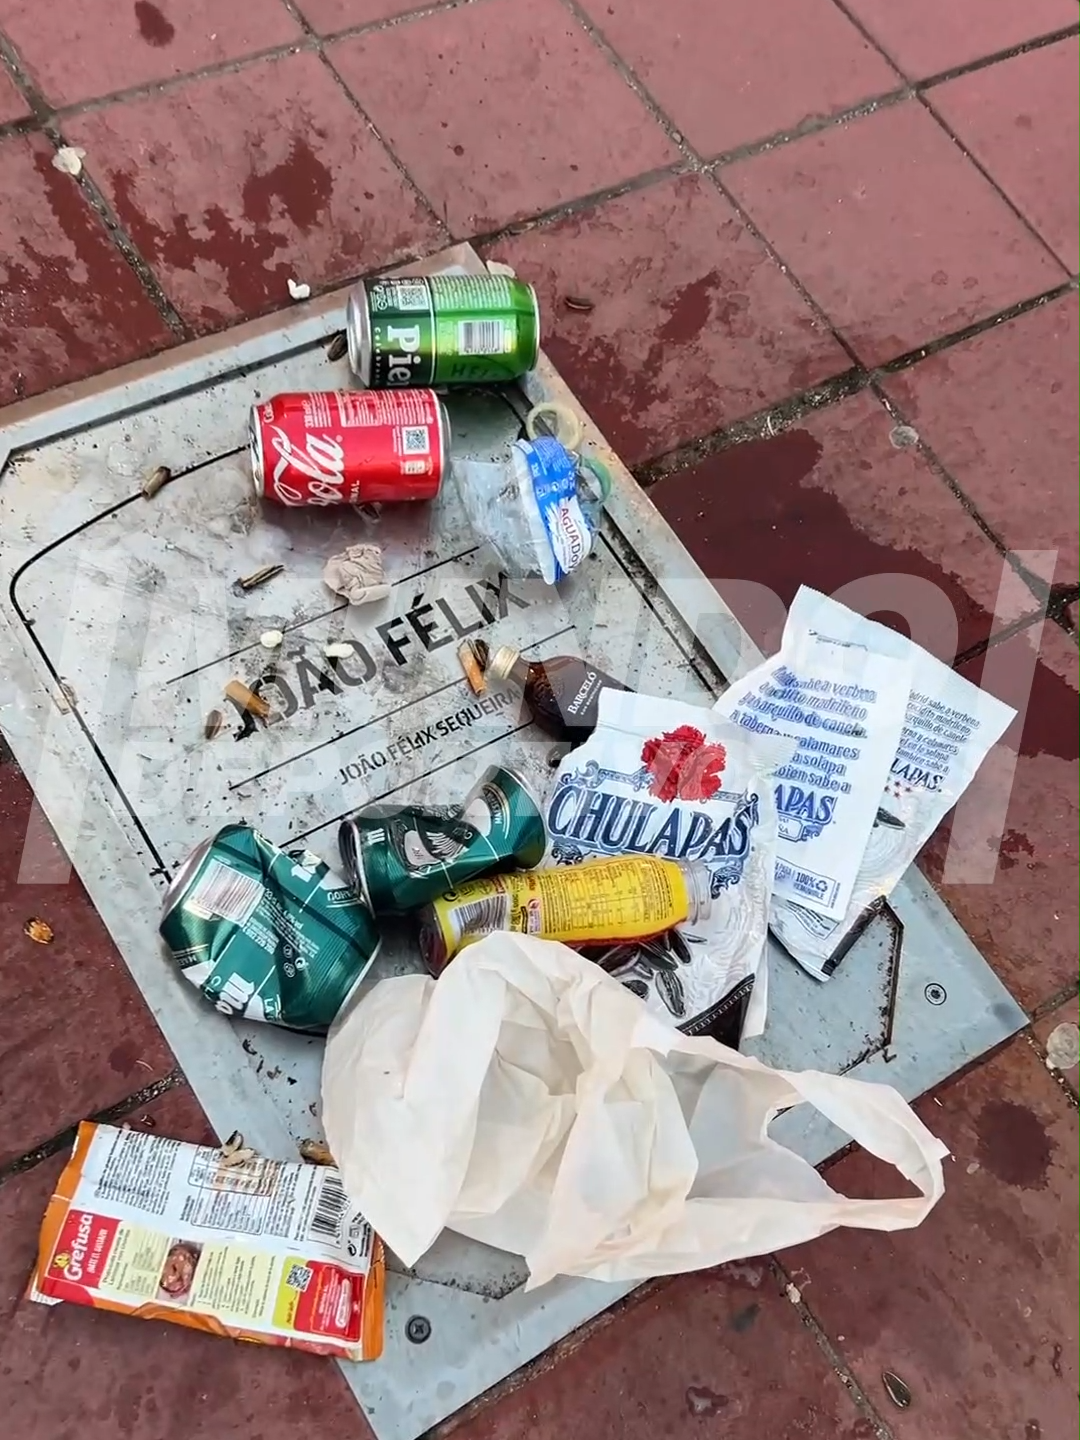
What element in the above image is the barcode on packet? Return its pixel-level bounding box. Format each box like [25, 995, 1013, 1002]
[393, 281, 429, 310]
[456, 319, 507, 356]
[308, 1171, 348, 1243]
[453, 893, 511, 938]
[400, 425, 430, 455]
[186, 860, 262, 925]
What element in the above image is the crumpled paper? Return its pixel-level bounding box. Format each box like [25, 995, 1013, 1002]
[322, 544, 391, 606]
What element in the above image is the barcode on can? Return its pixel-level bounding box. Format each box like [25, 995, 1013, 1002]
[185, 860, 261, 925]
[456, 319, 508, 356]
[393, 281, 429, 311]
[453, 893, 511, 938]
[400, 425, 430, 455]
[307, 1170, 348, 1243]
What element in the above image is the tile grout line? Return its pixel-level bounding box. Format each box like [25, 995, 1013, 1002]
[557, 0, 1073, 625]
[1029, 980, 1080, 1024]
[916, 88, 1075, 276]
[0, 5, 1071, 144]
[826, 0, 1079, 90]
[275, 0, 453, 240]
[0, 1068, 188, 1190]
[0, 0, 480, 139]
[43, 121, 191, 340]
[768, 1258, 896, 1439]
[869, 382, 1062, 610]
[634, 277, 1076, 491]
[0, 30, 190, 340]
[916, 21, 1080, 88]
[472, 158, 696, 246]
[822, 0, 1079, 267]
[0, 0, 1071, 623]
[705, 86, 914, 168]
[1021, 1031, 1080, 1108]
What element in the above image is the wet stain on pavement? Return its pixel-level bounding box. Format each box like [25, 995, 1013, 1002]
[998, 828, 1037, 869]
[1026, 1422, 1041, 1439]
[686, 1385, 730, 1417]
[730, 1302, 760, 1333]
[134, 0, 176, 47]
[108, 133, 338, 326]
[488, 174, 844, 464]
[962, 641, 1080, 765]
[0, 140, 168, 402]
[241, 136, 333, 233]
[649, 418, 997, 658]
[975, 1099, 1054, 1189]
[107, 1040, 141, 1075]
[543, 274, 738, 464]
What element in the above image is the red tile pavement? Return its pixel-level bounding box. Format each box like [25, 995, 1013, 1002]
[327, 0, 679, 236]
[0, 0, 302, 108]
[648, 388, 1020, 662]
[882, 291, 1080, 590]
[722, 100, 1067, 366]
[481, 173, 849, 465]
[575, 0, 900, 158]
[0, 60, 29, 123]
[450, 1265, 875, 1440]
[65, 50, 445, 333]
[928, 37, 1080, 273]
[0, 756, 175, 1167]
[0, 132, 172, 406]
[782, 1034, 1078, 1440]
[920, 622, 1078, 1013]
[1034, 996, 1080, 1096]
[838, 0, 1080, 79]
[0, 1086, 372, 1440]
[294, 0, 444, 31]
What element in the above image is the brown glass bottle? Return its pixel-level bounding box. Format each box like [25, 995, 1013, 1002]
[488, 645, 628, 743]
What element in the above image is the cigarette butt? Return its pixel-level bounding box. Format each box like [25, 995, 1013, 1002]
[225, 680, 270, 719]
[142, 465, 171, 499]
[299, 1139, 336, 1166]
[458, 640, 487, 695]
[237, 564, 283, 591]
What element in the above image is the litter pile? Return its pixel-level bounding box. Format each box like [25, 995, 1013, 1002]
[27, 265, 1016, 1359]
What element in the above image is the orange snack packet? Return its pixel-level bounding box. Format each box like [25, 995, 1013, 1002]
[29, 1121, 384, 1360]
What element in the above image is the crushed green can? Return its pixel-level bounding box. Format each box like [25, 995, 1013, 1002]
[160, 824, 381, 1033]
[339, 764, 546, 915]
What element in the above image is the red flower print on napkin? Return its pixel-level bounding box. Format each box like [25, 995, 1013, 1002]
[641, 726, 726, 802]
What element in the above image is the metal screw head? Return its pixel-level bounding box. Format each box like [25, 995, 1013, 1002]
[405, 1315, 432, 1344]
[924, 982, 947, 1006]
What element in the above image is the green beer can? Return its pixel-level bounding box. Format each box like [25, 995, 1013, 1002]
[160, 824, 381, 1033]
[339, 764, 546, 915]
[347, 274, 540, 388]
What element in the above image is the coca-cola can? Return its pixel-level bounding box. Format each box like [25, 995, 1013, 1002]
[249, 389, 449, 506]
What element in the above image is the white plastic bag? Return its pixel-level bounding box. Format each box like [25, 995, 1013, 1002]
[715, 609, 913, 922]
[323, 934, 947, 1288]
[767, 588, 1017, 978]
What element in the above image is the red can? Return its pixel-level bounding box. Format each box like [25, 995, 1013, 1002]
[249, 389, 448, 506]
